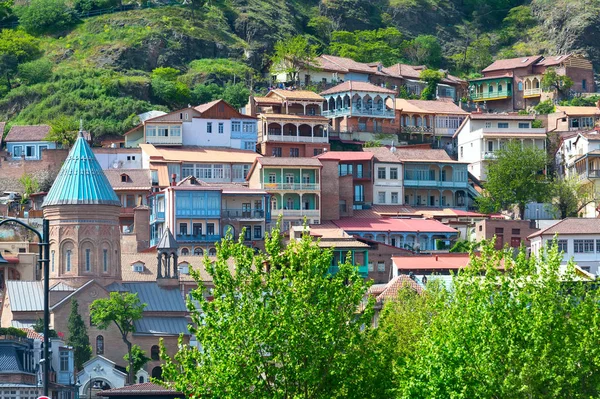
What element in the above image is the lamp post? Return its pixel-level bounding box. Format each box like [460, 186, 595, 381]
[0, 218, 50, 396]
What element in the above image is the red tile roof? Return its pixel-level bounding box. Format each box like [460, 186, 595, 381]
[316, 151, 374, 161]
[393, 148, 456, 162]
[392, 253, 471, 270]
[363, 147, 402, 163]
[268, 89, 325, 101]
[316, 54, 382, 74]
[333, 217, 457, 233]
[5, 125, 51, 142]
[320, 81, 397, 96]
[482, 55, 543, 72]
[376, 275, 423, 301]
[536, 54, 572, 67]
[394, 99, 468, 115]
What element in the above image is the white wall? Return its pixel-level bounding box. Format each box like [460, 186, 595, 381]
[183, 119, 233, 147]
[531, 234, 600, 275]
[94, 151, 142, 169]
[372, 162, 403, 205]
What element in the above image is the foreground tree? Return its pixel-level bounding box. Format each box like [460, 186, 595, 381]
[160, 227, 379, 398]
[395, 242, 600, 398]
[90, 292, 145, 384]
[270, 35, 318, 86]
[67, 299, 92, 372]
[477, 140, 550, 219]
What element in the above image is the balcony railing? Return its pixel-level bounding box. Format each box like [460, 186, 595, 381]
[322, 107, 395, 119]
[231, 130, 257, 140]
[150, 211, 165, 222]
[271, 209, 320, 218]
[262, 134, 328, 143]
[482, 151, 498, 160]
[401, 126, 434, 134]
[146, 135, 183, 145]
[524, 88, 542, 97]
[470, 90, 512, 101]
[403, 179, 469, 189]
[340, 171, 372, 179]
[262, 183, 320, 191]
[221, 209, 265, 219]
[176, 234, 221, 242]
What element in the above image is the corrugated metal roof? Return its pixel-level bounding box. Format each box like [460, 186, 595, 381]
[50, 282, 76, 291]
[120, 283, 187, 312]
[43, 132, 121, 207]
[134, 317, 190, 336]
[6, 281, 44, 312]
[11, 320, 36, 329]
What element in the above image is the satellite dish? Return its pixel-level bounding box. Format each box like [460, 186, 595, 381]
[112, 161, 120, 169]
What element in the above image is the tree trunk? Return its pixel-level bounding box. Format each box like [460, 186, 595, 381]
[519, 203, 525, 220]
[125, 338, 134, 384]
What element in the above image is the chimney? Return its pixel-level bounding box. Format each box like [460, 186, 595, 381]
[171, 174, 177, 186]
[435, 255, 438, 261]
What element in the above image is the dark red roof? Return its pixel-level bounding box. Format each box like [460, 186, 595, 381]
[5, 125, 51, 142]
[97, 382, 183, 397]
[333, 217, 457, 233]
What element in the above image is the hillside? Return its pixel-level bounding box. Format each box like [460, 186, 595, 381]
[0, 0, 599, 139]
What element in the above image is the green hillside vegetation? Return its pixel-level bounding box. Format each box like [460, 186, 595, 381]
[0, 0, 598, 139]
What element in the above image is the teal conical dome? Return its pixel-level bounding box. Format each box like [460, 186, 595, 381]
[43, 132, 121, 207]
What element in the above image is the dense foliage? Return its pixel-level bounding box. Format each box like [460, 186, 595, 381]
[67, 299, 92, 372]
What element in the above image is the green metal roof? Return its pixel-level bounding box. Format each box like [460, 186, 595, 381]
[43, 132, 121, 207]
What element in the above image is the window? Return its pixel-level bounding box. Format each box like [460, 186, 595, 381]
[391, 192, 398, 204]
[194, 248, 203, 256]
[557, 239, 568, 253]
[518, 122, 530, 129]
[368, 262, 374, 272]
[314, 148, 323, 156]
[254, 225, 262, 239]
[390, 168, 398, 180]
[289, 148, 299, 157]
[51, 250, 55, 273]
[582, 79, 587, 90]
[244, 226, 252, 240]
[485, 122, 492, 128]
[272, 147, 282, 157]
[354, 185, 364, 202]
[103, 249, 108, 272]
[85, 248, 91, 271]
[339, 200, 347, 213]
[146, 126, 156, 136]
[171, 126, 181, 136]
[59, 351, 69, 372]
[13, 146, 22, 158]
[268, 173, 277, 183]
[207, 122, 212, 133]
[151, 345, 160, 361]
[498, 122, 509, 128]
[378, 167, 386, 179]
[498, 84, 503, 92]
[285, 173, 294, 184]
[377, 262, 385, 272]
[218, 122, 224, 134]
[96, 335, 104, 355]
[518, 81, 523, 91]
[207, 223, 215, 236]
[378, 192, 386, 203]
[460, 146, 463, 158]
[121, 174, 128, 182]
[512, 228, 521, 235]
[25, 146, 35, 158]
[574, 239, 594, 253]
[242, 122, 255, 132]
[232, 121, 241, 132]
[181, 248, 189, 256]
[244, 141, 255, 150]
[180, 223, 188, 235]
[66, 250, 71, 272]
[182, 164, 194, 177]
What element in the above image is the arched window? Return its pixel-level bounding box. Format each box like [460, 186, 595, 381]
[366, 99, 373, 110]
[518, 81, 523, 91]
[489, 85, 494, 93]
[151, 366, 163, 381]
[139, 376, 145, 383]
[151, 345, 160, 360]
[181, 248, 189, 256]
[96, 335, 104, 355]
[376, 99, 383, 111]
[194, 248, 203, 256]
[66, 250, 72, 272]
[103, 248, 108, 273]
[85, 248, 91, 271]
[355, 98, 362, 110]
[51, 250, 55, 273]
[498, 84, 503, 92]
[208, 248, 217, 256]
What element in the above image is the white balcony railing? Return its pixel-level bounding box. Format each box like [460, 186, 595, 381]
[146, 135, 183, 145]
[271, 209, 320, 218]
[262, 183, 320, 191]
[263, 134, 329, 143]
[524, 88, 542, 97]
[322, 107, 395, 119]
[481, 127, 546, 135]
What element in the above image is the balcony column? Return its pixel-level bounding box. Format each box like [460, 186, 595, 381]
[303, 103, 307, 115]
[520, 138, 524, 149]
[299, 167, 303, 189]
[295, 123, 300, 141]
[497, 138, 500, 151]
[299, 193, 303, 216]
[311, 124, 315, 142]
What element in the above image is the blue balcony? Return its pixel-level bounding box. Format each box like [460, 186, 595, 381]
[176, 234, 221, 243]
[231, 130, 257, 140]
[150, 211, 165, 223]
[403, 180, 469, 189]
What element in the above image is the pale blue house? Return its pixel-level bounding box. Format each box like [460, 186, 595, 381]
[4, 125, 56, 160]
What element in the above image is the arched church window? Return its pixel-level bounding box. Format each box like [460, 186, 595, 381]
[96, 335, 104, 355]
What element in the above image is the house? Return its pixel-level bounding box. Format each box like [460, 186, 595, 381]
[0, 330, 43, 398]
[320, 81, 397, 142]
[316, 151, 374, 212]
[148, 176, 269, 252]
[393, 99, 468, 148]
[139, 144, 261, 187]
[455, 113, 546, 181]
[332, 217, 459, 251]
[469, 54, 595, 111]
[382, 63, 467, 101]
[474, 219, 538, 249]
[246, 89, 330, 157]
[4, 125, 54, 160]
[548, 105, 600, 132]
[0, 241, 38, 290]
[246, 157, 322, 231]
[124, 99, 258, 150]
[363, 147, 403, 207]
[93, 147, 143, 170]
[529, 218, 600, 275]
[104, 169, 154, 231]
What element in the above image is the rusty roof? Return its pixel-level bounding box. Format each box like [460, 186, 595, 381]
[5, 125, 51, 142]
[482, 55, 543, 72]
[394, 99, 468, 115]
[268, 89, 325, 101]
[104, 169, 152, 191]
[320, 81, 397, 96]
[316, 151, 374, 161]
[363, 146, 402, 163]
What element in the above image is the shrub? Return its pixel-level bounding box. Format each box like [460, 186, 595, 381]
[534, 99, 555, 115]
[18, 58, 53, 85]
[16, 0, 77, 34]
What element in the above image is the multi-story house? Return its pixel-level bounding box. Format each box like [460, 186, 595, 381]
[320, 81, 397, 142]
[125, 99, 258, 151]
[381, 63, 467, 101]
[529, 218, 600, 276]
[475, 219, 538, 250]
[468, 54, 595, 111]
[455, 113, 546, 181]
[316, 151, 374, 211]
[105, 169, 153, 231]
[246, 157, 322, 231]
[246, 89, 330, 157]
[148, 176, 269, 253]
[4, 125, 55, 160]
[140, 144, 260, 188]
[548, 105, 600, 132]
[393, 99, 468, 147]
[363, 147, 403, 207]
[395, 147, 475, 209]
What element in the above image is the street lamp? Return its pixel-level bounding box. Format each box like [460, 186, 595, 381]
[0, 218, 50, 396]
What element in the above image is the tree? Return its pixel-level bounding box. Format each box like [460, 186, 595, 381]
[477, 140, 550, 219]
[18, 173, 39, 201]
[46, 115, 79, 147]
[124, 345, 150, 383]
[270, 35, 318, 86]
[534, 99, 555, 114]
[150, 67, 191, 108]
[32, 318, 58, 338]
[0, 29, 40, 89]
[160, 225, 376, 398]
[221, 82, 250, 110]
[67, 299, 92, 372]
[15, 0, 76, 35]
[419, 69, 444, 100]
[0, 0, 13, 24]
[542, 68, 574, 97]
[551, 176, 596, 219]
[329, 27, 403, 66]
[403, 35, 442, 68]
[396, 241, 600, 398]
[18, 58, 53, 85]
[90, 292, 146, 384]
[191, 83, 223, 105]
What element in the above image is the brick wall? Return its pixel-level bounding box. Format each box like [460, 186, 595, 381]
[0, 149, 68, 192]
[338, 174, 354, 218]
[475, 219, 538, 248]
[566, 66, 595, 93]
[366, 242, 415, 284]
[320, 159, 340, 221]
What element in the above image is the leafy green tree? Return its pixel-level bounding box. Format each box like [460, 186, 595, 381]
[15, 0, 77, 35]
[17, 58, 52, 85]
[397, 241, 600, 398]
[534, 99, 555, 114]
[465, 35, 494, 73]
[270, 35, 318, 85]
[90, 292, 146, 384]
[46, 115, 79, 147]
[542, 68, 574, 97]
[419, 69, 444, 100]
[477, 140, 550, 219]
[222, 82, 250, 110]
[0, 29, 40, 88]
[403, 35, 442, 68]
[191, 83, 223, 105]
[551, 176, 596, 219]
[124, 345, 150, 383]
[67, 299, 92, 372]
[73, 0, 120, 13]
[32, 318, 59, 338]
[307, 15, 336, 42]
[18, 173, 39, 201]
[150, 67, 191, 108]
[329, 27, 403, 66]
[160, 225, 376, 398]
[0, 0, 13, 23]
